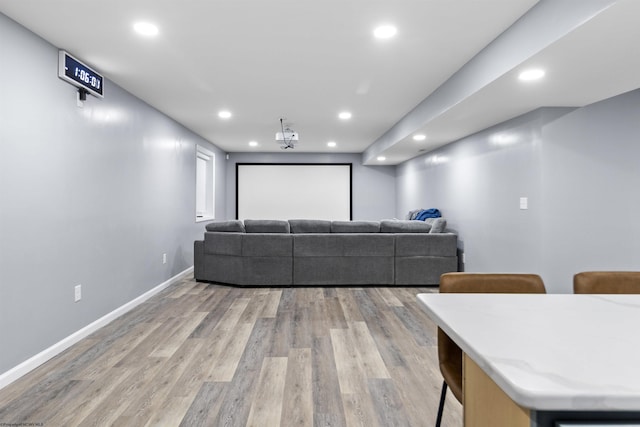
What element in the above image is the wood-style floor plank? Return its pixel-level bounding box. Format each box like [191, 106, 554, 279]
[349, 321, 391, 379]
[335, 287, 366, 322]
[77, 357, 167, 426]
[259, 289, 283, 318]
[368, 378, 412, 427]
[0, 277, 462, 426]
[281, 348, 313, 427]
[207, 321, 254, 382]
[166, 338, 217, 399]
[46, 367, 135, 426]
[0, 337, 100, 403]
[312, 336, 348, 427]
[72, 321, 162, 380]
[148, 312, 208, 358]
[330, 327, 363, 395]
[212, 317, 276, 427]
[246, 356, 288, 427]
[115, 339, 205, 425]
[341, 390, 378, 427]
[179, 382, 228, 427]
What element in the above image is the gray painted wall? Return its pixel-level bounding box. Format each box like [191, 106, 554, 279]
[0, 14, 225, 373]
[396, 89, 640, 293]
[539, 92, 640, 291]
[224, 153, 396, 221]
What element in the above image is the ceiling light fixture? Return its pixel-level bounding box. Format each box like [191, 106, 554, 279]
[218, 110, 232, 119]
[413, 134, 426, 141]
[327, 141, 337, 148]
[133, 22, 159, 37]
[377, 156, 386, 162]
[338, 111, 352, 120]
[249, 141, 258, 147]
[374, 25, 397, 40]
[518, 68, 545, 81]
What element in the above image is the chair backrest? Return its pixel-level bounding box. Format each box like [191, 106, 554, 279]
[437, 272, 546, 403]
[574, 271, 640, 294]
[439, 272, 546, 294]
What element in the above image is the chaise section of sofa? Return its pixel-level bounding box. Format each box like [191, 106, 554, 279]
[195, 219, 293, 286]
[194, 218, 458, 286]
[394, 233, 458, 285]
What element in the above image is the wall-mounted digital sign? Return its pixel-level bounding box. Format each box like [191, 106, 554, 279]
[58, 50, 104, 98]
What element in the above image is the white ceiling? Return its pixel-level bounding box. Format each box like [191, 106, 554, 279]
[1, 0, 639, 164]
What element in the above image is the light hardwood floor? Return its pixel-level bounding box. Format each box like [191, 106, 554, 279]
[0, 276, 462, 426]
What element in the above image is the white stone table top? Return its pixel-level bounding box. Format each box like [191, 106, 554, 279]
[417, 293, 640, 411]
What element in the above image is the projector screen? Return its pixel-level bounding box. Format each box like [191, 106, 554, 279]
[236, 163, 352, 220]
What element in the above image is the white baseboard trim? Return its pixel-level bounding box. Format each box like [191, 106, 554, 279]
[0, 266, 194, 390]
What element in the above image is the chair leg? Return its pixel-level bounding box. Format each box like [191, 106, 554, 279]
[435, 381, 447, 427]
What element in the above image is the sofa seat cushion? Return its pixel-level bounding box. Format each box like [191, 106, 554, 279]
[380, 219, 431, 233]
[330, 220, 380, 233]
[289, 219, 332, 233]
[244, 219, 291, 233]
[205, 220, 245, 232]
[294, 234, 394, 257]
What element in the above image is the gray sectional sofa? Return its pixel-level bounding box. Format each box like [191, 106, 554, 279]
[194, 218, 458, 286]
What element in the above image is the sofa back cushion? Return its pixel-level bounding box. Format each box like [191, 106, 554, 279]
[289, 219, 332, 233]
[331, 220, 380, 233]
[380, 219, 432, 233]
[205, 220, 245, 233]
[244, 219, 290, 233]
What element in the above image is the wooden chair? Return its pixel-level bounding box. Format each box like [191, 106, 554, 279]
[435, 272, 546, 427]
[573, 271, 640, 294]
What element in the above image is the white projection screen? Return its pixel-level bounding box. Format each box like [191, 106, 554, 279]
[236, 163, 352, 220]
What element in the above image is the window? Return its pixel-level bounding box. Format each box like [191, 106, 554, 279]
[196, 145, 215, 221]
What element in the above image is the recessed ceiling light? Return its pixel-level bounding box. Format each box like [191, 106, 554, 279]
[373, 25, 397, 40]
[377, 156, 386, 162]
[249, 141, 258, 147]
[327, 141, 337, 148]
[518, 68, 545, 81]
[338, 111, 352, 120]
[218, 110, 232, 119]
[413, 134, 426, 141]
[133, 22, 159, 37]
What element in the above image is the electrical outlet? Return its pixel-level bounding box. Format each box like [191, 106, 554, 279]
[75, 285, 82, 302]
[520, 197, 528, 210]
[162, 253, 167, 264]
